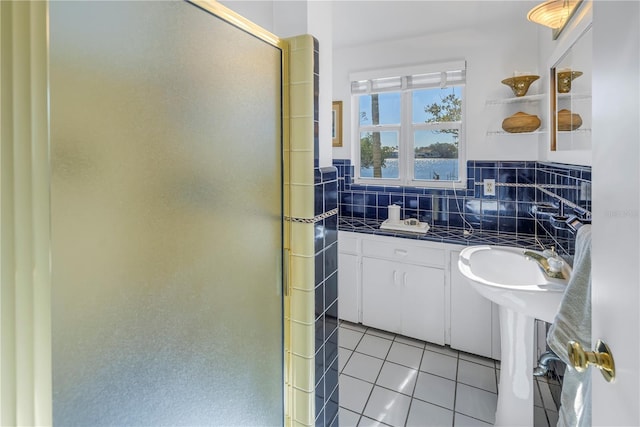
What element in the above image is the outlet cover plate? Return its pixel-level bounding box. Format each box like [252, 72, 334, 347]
[483, 179, 496, 196]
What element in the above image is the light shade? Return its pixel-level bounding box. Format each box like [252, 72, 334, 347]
[527, 0, 579, 29]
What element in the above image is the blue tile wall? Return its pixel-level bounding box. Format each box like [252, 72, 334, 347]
[313, 38, 338, 427]
[534, 162, 592, 256]
[334, 159, 591, 256]
[314, 167, 339, 427]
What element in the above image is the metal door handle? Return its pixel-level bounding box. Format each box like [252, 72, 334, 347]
[394, 249, 408, 256]
[567, 339, 616, 382]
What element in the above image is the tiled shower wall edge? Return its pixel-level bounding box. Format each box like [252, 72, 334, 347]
[285, 34, 316, 427]
[334, 159, 592, 256]
[285, 35, 338, 427]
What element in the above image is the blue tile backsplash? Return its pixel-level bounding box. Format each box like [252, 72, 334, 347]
[334, 159, 592, 257]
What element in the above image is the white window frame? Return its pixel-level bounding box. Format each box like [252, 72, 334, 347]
[351, 61, 466, 188]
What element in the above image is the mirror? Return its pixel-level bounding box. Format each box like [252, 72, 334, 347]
[550, 24, 592, 151]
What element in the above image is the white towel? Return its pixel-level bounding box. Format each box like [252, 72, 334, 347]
[547, 224, 592, 427]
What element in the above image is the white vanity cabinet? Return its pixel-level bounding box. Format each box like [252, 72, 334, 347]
[361, 255, 445, 344]
[450, 250, 501, 360]
[338, 232, 447, 345]
[337, 232, 360, 323]
[337, 231, 500, 359]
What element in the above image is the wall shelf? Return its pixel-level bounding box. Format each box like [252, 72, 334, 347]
[557, 93, 591, 101]
[487, 129, 547, 136]
[558, 128, 591, 134]
[485, 93, 544, 106]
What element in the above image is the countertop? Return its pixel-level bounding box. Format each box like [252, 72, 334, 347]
[338, 217, 541, 249]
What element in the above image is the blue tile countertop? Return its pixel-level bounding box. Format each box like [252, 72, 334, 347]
[339, 217, 541, 249]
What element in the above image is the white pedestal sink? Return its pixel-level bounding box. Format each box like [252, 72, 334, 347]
[458, 245, 571, 427]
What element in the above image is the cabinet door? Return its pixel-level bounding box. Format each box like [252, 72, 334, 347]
[401, 263, 445, 345]
[450, 250, 493, 358]
[362, 257, 402, 334]
[338, 252, 360, 323]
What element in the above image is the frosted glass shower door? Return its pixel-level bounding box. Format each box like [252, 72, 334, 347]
[50, 2, 283, 425]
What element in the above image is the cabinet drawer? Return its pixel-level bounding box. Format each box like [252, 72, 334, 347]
[338, 233, 359, 254]
[362, 238, 445, 267]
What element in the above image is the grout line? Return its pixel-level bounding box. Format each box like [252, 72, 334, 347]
[452, 351, 460, 423]
[403, 340, 428, 426]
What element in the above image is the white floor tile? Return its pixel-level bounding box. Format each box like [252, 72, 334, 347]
[534, 379, 544, 408]
[547, 383, 561, 412]
[340, 327, 365, 350]
[363, 386, 412, 427]
[376, 361, 418, 396]
[413, 372, 456, 410]
[458, 352, 496, 368]
[343, 352, 384, 383]
[340, 347, 353, 372]
[387, 342, 424, 370]
[534, 406, 549, 427]
[546, 409, 559, 426]
[339, 407, 361, 427]
[406, 398, 454, 427]
[339, 374, 374, 413]
[366, 328, 396, 340]
[355, 334, 393, 359]
[419, 350, 458, 380]
[454, 383, 497, 425]
[424, 342, 459, 358]
[395, 335, 426, 349]
[538, 380, 557, 411]
[456, 360, 497, 393]
[453, 413, 492, 426]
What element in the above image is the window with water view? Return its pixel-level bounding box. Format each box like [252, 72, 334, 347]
[352, 63, 465, 186]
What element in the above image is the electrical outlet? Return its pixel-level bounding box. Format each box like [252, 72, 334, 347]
[483, 179, 496, 196]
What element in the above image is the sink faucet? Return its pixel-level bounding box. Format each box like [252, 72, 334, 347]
[523, 250, 567, 280]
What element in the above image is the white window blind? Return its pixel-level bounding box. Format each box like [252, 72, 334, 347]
[350, 61, 466, 94]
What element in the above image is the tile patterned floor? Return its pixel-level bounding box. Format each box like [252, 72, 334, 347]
[338, 321, 560, 427]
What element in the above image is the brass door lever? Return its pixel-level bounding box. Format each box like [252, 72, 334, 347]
[568, 339, 616, 382]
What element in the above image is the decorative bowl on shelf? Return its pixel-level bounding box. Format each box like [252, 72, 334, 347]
[557, 108, 583, 131]
[502, 112, 541, 133]
[556, 70, 583, 93]
[501, 75, 540, 97]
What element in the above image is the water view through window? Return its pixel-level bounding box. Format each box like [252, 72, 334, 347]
[360, 158, 459, 180]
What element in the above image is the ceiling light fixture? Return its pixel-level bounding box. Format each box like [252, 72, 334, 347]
[527, 0, 579, 29]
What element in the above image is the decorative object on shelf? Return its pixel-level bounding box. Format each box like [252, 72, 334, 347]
[501, 112, 542, 133]
[556, 70, 583, 93]
[501, 75, 540, 97]
[557, 108, 583, 131]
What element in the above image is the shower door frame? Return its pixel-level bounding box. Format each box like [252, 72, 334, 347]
[0, 0, 291, 424]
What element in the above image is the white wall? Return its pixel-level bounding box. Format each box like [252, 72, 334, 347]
[332, 2, 594, 167]
[220, 0, 593, 167]
[332, 19, 542, 162]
